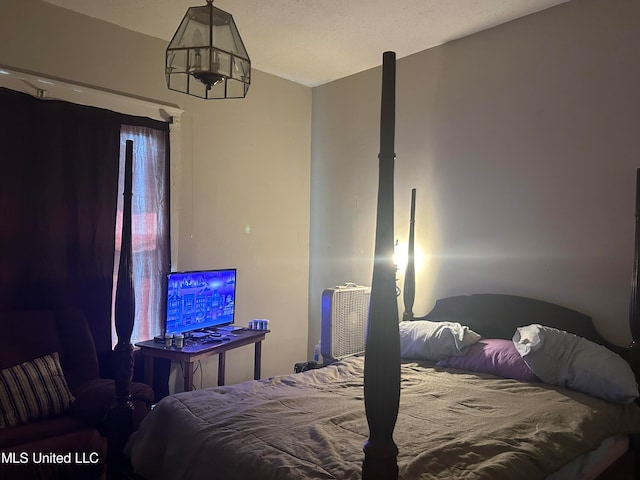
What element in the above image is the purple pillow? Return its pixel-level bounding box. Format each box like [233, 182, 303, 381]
[437, 339, 538, 382]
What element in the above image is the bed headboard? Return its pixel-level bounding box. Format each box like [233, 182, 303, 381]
[419, 294, 624, 356]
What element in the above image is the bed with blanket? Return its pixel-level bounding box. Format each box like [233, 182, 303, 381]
[125, 293, 640, 479]
[121, 52, 640, 479]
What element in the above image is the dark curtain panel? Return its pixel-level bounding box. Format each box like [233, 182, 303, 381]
[0, 87, 169, 377]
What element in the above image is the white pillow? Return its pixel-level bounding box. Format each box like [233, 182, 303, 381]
[513, 324, 638, 404]
[399, 320, 481, 361]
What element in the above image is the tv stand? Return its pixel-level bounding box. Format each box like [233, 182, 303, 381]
[136, 329, 269, 392]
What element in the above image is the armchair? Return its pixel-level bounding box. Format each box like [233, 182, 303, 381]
[0, 308, 153, 479]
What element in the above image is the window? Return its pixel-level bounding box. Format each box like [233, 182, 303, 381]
[111, 125, 170, 345]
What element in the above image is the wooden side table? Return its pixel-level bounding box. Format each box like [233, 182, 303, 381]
[136, 329, 268, 392]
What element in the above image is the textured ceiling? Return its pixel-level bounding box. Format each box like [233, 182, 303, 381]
[43, 0, 569, 87]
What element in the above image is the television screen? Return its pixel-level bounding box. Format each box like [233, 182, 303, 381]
[165, 268, 236, 336]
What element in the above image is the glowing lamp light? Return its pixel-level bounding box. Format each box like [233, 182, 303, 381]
[393, 241, 425, 274]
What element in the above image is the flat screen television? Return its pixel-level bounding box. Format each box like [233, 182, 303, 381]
[165, 268, 236, 336]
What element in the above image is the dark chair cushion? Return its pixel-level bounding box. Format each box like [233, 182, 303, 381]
[0, 311, 62, 370]
[0, 415, 90, 450]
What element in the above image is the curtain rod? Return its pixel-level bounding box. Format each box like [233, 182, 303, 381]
[0, 64, 183, 124]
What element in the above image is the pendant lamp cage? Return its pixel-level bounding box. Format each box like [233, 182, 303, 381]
[166, 0, 250, 99]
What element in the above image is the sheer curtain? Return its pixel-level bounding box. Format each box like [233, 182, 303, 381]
[112, 125, 170, 345]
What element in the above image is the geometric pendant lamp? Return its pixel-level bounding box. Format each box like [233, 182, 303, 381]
[166, 0, 250, 99]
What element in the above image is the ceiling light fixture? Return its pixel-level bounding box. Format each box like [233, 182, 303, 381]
[166, 0, 251, 99]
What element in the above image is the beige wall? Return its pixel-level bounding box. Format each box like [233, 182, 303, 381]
[310, 0, 640, 350]
[0, 0, 312, 387]
[4, 0, 639, 383]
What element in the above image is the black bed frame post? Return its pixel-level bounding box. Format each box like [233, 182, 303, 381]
[629, 168, 640, 377]
[629, 168, 640, 471]
[107, 139, 136, 471]
[402, 188, 417, 320]
[362, 51, 401, 480]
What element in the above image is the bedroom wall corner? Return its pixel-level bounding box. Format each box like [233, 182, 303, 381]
[1, 0, 312, 388]
[309, 0, 640, 349]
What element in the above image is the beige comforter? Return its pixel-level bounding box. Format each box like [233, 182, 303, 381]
[125, 356, 640, 480]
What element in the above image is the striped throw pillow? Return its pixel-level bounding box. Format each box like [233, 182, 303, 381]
[0, 352, 75, 428]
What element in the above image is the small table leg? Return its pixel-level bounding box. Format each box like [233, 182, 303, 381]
[218, 352, 226, 386]
[254, 341, 262, 380]
[184, 361, 194, 391]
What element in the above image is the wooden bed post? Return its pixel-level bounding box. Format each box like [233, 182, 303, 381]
[403, 188, 417, 321]
[107, 139, 136, 470]
[629, 168, 640, 377]
[362, 51, 401, 480]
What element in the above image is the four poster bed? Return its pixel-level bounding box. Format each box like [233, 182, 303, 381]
[117, 52, 640, 479]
